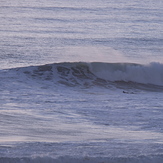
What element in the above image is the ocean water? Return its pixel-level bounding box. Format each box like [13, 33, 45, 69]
[0, 0, 163, 162]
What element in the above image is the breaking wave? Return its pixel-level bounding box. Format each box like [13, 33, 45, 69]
[5, 62, 163, 90]
[90, 62, 163, 86]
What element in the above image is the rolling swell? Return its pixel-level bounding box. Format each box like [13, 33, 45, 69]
[8, 62, 163, 91]
[1, 155, 163, 163]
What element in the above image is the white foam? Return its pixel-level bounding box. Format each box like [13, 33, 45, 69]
[90, 62, 163, 86]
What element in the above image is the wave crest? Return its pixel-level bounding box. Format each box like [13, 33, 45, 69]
[9, 62, 163, 90]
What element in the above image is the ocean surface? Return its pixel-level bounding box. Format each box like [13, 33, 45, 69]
[0, 0, 163, 162]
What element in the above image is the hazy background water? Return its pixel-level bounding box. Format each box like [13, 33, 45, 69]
[0, 0, 163, 69]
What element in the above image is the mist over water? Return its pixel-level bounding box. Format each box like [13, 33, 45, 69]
[0, 0, 163, 69]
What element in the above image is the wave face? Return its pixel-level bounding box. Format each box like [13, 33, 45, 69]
[10, 62, 163, 91]
[90, 62, 163, 86]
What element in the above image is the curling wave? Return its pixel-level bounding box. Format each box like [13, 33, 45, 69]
[6, 62, 163, 90]
[89, 62, 163, 86]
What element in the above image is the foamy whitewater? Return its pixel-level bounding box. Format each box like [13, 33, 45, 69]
[0, 0, 163, 162]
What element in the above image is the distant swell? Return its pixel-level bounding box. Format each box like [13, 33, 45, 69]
[8, 62, 163, 91]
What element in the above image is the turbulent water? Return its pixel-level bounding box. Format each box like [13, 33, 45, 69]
[0, 0, 163, 163]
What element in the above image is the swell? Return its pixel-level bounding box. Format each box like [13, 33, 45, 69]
[0, 155, 163, 163]
[4, 62, 163, 91]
